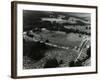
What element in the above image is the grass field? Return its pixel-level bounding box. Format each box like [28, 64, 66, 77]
[23, 46, 79, 69]
[38, 31, 82, 49]
[23, 30, 90, 69]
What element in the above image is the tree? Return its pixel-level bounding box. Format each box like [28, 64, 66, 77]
[44, 58, 59, 68]
[69, 59, 82, 67]
[86, 47, 91, 58]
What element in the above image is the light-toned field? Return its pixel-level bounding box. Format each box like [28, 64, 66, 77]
[38, 31, 83, 49]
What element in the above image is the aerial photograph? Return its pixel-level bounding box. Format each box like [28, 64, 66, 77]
[23, 10, 91, 69]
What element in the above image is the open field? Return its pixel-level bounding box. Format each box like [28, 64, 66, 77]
[23, 30, 90, 69]
[23, 44, 79, 69]
[37, 31, 83, 49]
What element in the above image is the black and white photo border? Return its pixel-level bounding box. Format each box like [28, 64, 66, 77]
[11, 1, 97, 78]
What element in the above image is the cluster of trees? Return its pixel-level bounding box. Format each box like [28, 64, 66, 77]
[31, 21, 90, 36]
[44, 58, 63, 68]
[63, 28, 91, 35]
[44, 58, 59, 68]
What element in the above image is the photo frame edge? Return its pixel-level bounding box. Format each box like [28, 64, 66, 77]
[11, 1, 98, 79]
[11, 1, 17, 78]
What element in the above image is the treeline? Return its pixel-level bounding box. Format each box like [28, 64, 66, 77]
[31, 21, 90, 35]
